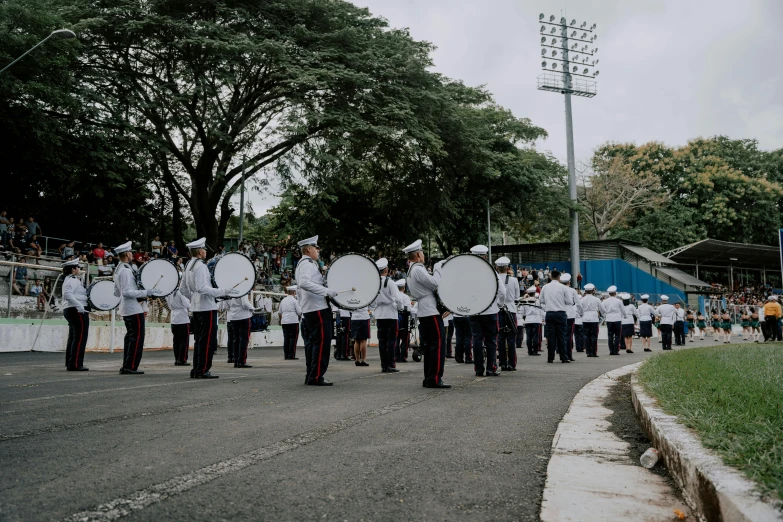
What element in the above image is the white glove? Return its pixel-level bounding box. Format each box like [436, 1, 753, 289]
[77, 308, 86, 314]
[434, 261, 444, 272]
[327, 289, 339, 298]
[146, 289, 161, 297]
[222, 288, 233, 298]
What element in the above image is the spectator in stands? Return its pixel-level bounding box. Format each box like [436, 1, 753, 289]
[280, 269, 292, 288]
[26, 216, 41, 236]
[59, 240, 76, 260]
[175, 257, 184, 273]
[7, 217, 15, 237]
[93, 242, 107, 264]
[0, 210, 9, 246]
[12, 258, 30, 295]
[30, 279, 44, 309]
[27, 235, 42, 261]
[167, 240, 178, 259]
[9, 227, 29, 255]
[150, 235, 163, 257]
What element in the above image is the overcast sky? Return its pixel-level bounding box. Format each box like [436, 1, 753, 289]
[245, 0, 783, 215]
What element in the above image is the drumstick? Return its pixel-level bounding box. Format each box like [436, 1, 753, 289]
[335, 287, 356, 295]
[231, 277, 249, 290]
[151, 274, 164, 290]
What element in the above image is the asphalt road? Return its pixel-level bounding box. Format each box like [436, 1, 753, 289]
[0, 340, 670, 521]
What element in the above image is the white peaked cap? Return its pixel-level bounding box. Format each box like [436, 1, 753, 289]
[620, 293, 631, 299]
[641, 294, 650, 300]
[607, 285, 617, 293]
[526, 286, 536, 294]
[560, 273, 572, 283]
[185, 237, 206, 249]
[584, 283, 595, 291]
[527, 274, 534, 280]
[768, 295, 777, 301]
[286, 285, 297, 291]
[376, 258, 389, 271]
[470, 245, 489, 255]
[535, 293, 540, 298]
[661, 295, 669, 301]
[114, 241, 133, 254]
[395, 279, 406, 287]
[495, 256, 511, 266]
[402, 239, 423, 254]
[63, 259, 80, 267]
[297, 235, 319, 248]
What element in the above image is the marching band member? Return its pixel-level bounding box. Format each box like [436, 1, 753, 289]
[395, 279, 412, 363]
[516, 280, 525, 353]
[166, 289, 191, 365]
[574, 293, 585, 353]
[621, 293, 638, 353]
[602, 286, 626, 355]
[351, 305, 371, 366]
[294, 235, 339, 386]
[560, 273, 581, 362]
[62, 258, 89, 371]
[114, 241, 162, 375]
[539, 270, 579, 363]
[338, 307, 352, 360]
[453, 311, 473, 364]
[372, 258, 404, 373]
[181, 237, 232, 379]
[521, 287, 543, 355]
[279, 285, 301, 360]
[496, 257, 519, 372]
[468, 245, 504, 377]
[445, 313, 454, 359]
[655, 295, 677, 350]
[226, 293, 254, 368]
[637, 294, 656, 352]
[218, 299, 235, 363]
[404, 239, 450, 389]
[580, 284, 602, 357]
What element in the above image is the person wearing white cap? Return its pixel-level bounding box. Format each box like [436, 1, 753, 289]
[225, 293, 255, 368]
[372, 258, 405, 373]
[620, 293, 638, 354]
[637, 295, 656, 352]
[394, 279, 413, 363]
[654, 296, 677, 350]
[61, 258, 89, 371]
[294, 235, 339, 386]
[113, 241, 163, 375]
[468, 245, 505, 377]
[602, 285, 627, 356]
[279, 286, 302, 360]
[166, 289, 191, 366]
[403, 239, 450, 388]
[520, 287, 544, 355]
[515, 286, 525, 353]
[495, 256, 519, 371]
[580, 284, 602, 357]
[673, 303, 686, 346]
[180, 237, 234, 379]
[539, 269, 579, 363]
[560, 273, 583, 361]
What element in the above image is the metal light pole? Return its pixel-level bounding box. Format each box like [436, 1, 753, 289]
[487, 199, 492, 261]
[537, 14, 599, 288]
[238, 158, 246, 245]
[0, 29, 77, 75]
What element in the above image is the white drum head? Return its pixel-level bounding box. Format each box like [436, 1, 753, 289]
[87, 280, 121, 311]
[138, 259, 180, 297]
[437, 254, 498, 316]
[212, 253, 256, 297]
[326, 253, 381, 310]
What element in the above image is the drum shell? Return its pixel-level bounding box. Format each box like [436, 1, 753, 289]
[436, 254, 499, 316]
[210, 253, 257, 298]
[86, 280, 121, 311]
[136, 258, 181, 298]
[324, 253, 382, 310]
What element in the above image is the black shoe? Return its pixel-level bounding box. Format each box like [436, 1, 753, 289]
[446, 354, 454, 359]
[576, 350, 585, 352]
[382, 368, 389, 373]
[509, 367, 517, 371]
[455, 358, 464, 363]
[475, 371, 484, 377]
[387, 368, 399, 373]
[308, 379, 333, 386]
[195, 371, 219, 379]
[120, 368, 144, 374]
[355, 361, 361, 366]
[569, 357, 575, 361]
[486, 371, 501, 376]
[644, 348, 652, 352]
[429, 381, 451, 388]
[190, 369, 195, 378]
[500, 366, 508, 371]
[360, 362, 369, 366]
[76, 367, 89, 371]
[398, 359, 407, 363]
[227, 359, 234, 364]
[234, 364, 253, 368]
[547, 360, 553, 363]
[423, 379, 430, 387]
[465, 359, 474, 364]
[561, 359, 570, 363]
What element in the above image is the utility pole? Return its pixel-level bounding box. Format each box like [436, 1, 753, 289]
[238, 157, 246, 245]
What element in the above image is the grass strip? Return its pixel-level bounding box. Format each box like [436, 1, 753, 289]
[637, 344, 783, 501]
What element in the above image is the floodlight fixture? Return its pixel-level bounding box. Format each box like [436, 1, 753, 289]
[542, 61, 547, 67]
[592, 23, 597, 29]
[550, 15, 555, 22]
[551, 27, 557, 34]
[541, 48, 546, 56]
[541, 25, 546, 32]
[539, 13, 545, 20]
[573, 66, 578, 72]
[551, 38, 557, 44]
[583, 68, 589, 74]
[541, 37, 546, 43]
[581, 21, 586, 28]
[552, 62, 557, 69]
[571, 19, 576, 25]
[594, 70, 600, 76]
[552, 50, 557, 57]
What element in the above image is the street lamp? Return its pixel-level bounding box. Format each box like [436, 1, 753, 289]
[0, 29, 77, 75]
[537, 14, 599, 288]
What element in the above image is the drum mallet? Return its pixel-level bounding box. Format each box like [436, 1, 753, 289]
[335, 287, 356, 295]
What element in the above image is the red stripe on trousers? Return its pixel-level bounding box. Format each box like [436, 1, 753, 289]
[205, 312, 213, 372]
[434, 317, 442, 381]
[314, 311, 324, 381]
[130, 315, 142, 370]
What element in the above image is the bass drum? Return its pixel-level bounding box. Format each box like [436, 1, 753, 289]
[210, 252, 256, 298]
[86, 280, 121, 311]
[437, 254, 498, 316]
[137, 258, 180, 298]
[325, 253, 381, 310]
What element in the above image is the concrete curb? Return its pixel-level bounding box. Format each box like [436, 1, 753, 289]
[540, 362, 692, 521]
[631, 369, 783, 522]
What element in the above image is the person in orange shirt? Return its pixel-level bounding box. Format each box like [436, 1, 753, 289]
[762, 296, 782, 342]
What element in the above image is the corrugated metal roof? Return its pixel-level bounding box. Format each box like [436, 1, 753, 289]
[621, 244, 675, 265]
[663, 239, 779, 270]
[655, 267, 712, 287]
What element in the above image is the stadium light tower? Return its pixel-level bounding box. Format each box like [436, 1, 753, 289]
[538, 14, 599, 288]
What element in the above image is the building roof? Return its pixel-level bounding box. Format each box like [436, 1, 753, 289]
[621, 244, 675, 265]
[655, 267, 712, 288]
[663, 239, 780, 270]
